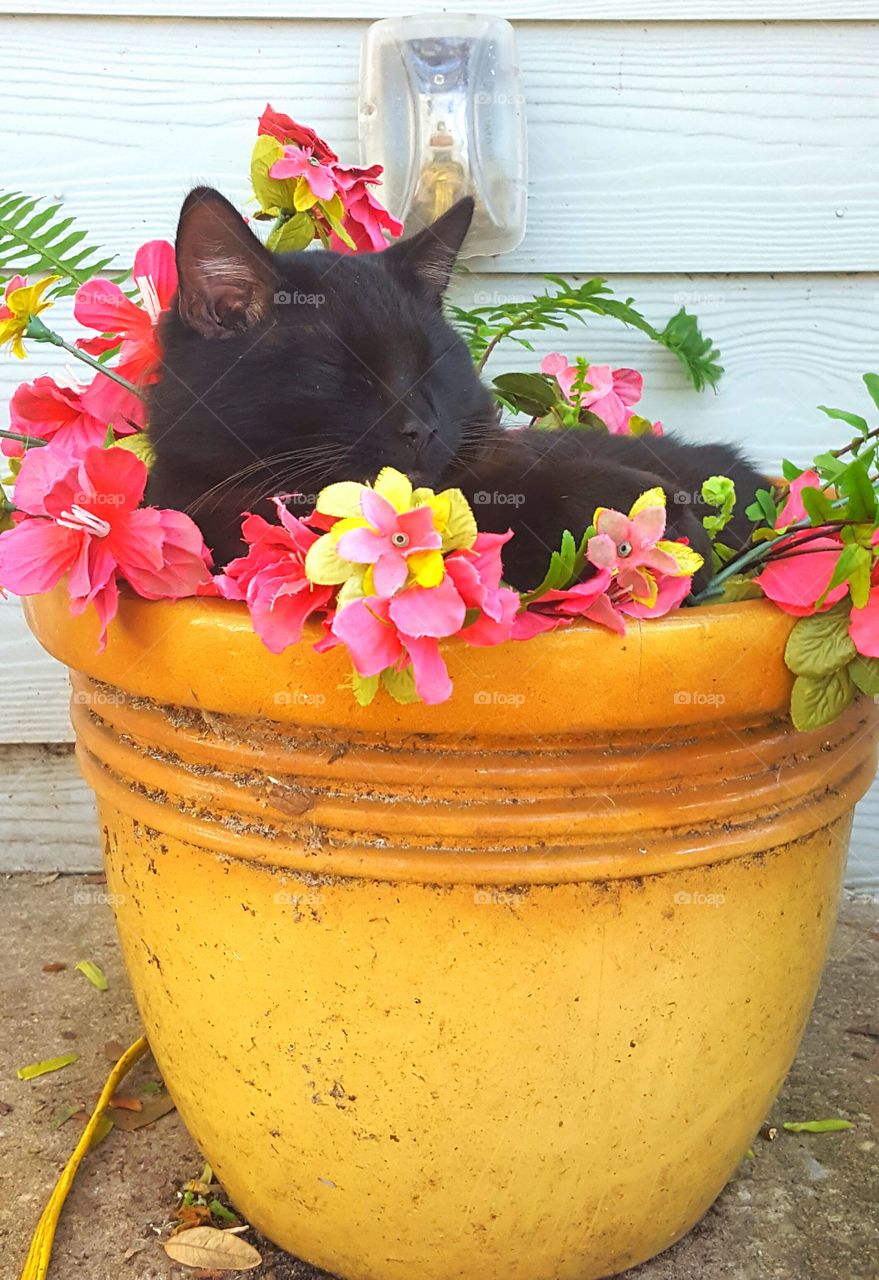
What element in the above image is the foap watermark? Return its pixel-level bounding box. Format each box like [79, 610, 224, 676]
[674, 891, 726, 907]
[673, 690, 726, 707]
[73, 888, 126, 907]
[274, 290, 325, 307]
[274, 890, 322, 909]
[273, 690, 327, 707]
[74, 489, 126, 506]
[672, 290, 727, 307]
[474, 889, 524, 907]
[474, 689, 525, 707]
[72, 687, 126, 707]
[471, 490, 526, 509]
[474, 90, 526, 106]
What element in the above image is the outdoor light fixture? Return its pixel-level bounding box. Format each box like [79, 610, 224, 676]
[359, 14, 528, 257]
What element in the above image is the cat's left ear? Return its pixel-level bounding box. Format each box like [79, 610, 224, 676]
[383, 197, 474, 302]
[175, 186, 279, 339]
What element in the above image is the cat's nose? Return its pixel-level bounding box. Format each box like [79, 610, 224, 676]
[399, 420, 427, 453]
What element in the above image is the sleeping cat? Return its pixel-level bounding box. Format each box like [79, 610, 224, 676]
[146, 188, 764, 591]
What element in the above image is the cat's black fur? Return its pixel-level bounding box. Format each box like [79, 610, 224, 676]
[147, 188, 764, 591]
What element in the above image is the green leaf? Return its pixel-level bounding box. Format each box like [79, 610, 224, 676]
[784, 603, 856, 678]
[746, 488, 778, 527]
[208, 1199, 239, 1224]
[17, 1053, 79, 1080]
[862, 372, 879, 412]
[849, 654, 879, 696]
[89, 1114, 114, 1148]
[701, 474, 736, 539]
[717, 574, 764, 602]
[817, 404, 870, 433]
[790, 668, 855, 731]
[250, 135, 294, 218]
[782, 459, 804, 482]
[520, 527, 591, 603]
[491, 372, 558, 418]
[0, 190, 119, 297]
[381, 667, 421, 705]
[75, 959, 109, 991]
[115, 432, 155, 469]
[783, 1118, 852, 1134]
[654, 307, 724, 392]
[350, 673, 379, 707]
[266, 211, 315, 254]
[838, 456, 877, 522]
[823, 541, 871, 609]
[800, 486, 835, 526]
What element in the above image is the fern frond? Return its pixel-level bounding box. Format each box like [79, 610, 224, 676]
[0, 191, 120, 297]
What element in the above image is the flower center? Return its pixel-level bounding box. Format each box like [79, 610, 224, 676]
[135, 273, 163, 325]
[391, 531, 410, 549]
[618, 540, 633, 558]
[308, 156, 321, 167]
[56, 504, 112, 538]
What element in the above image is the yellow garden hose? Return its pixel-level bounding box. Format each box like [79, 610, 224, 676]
[20, 1035, 150, 1280]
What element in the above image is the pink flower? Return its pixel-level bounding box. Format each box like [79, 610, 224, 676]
[444, 532, 522, 646]
[776, 470, 821, 527]
[270, 145, 339, 202]
[334, 488, 443, 596]
[330, 575, 466, 705]
[326, 534, 519, 704]
[329, 165, 403, 253]
[850, 586, 879, 657]
[587, 502, 682, 606]
[755, 534, 848, 617]
[580, 365, 643, 433]
[541, 353, 578, 402]
[4, 375, 118, 458]
[257, 104, 338, 164]
[0, 443, 211, 647]
[215, 500, 334, 653]
[513, 569, 623, 639]
[74, 239, 177, 429]
[540, 355, 644, 433]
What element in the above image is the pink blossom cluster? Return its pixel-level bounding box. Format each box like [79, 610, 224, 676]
[259, 105, 403, 254]
[541, 353, 663, 436]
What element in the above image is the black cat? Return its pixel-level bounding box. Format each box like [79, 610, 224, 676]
[146, 188, 764, 590]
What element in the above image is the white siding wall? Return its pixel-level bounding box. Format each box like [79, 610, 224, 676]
[1, 4, 878, 882]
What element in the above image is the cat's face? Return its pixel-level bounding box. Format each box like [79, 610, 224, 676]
[146, 187, 495, 561]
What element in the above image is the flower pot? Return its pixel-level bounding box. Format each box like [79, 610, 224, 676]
[24, 586, 879, 1280]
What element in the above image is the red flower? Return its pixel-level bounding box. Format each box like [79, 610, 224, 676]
[0, 443, 211, 647]
[214, 499, 334, 653]
[257, 104, 338, 164]
[5, 375, 128, 458]
[755, 533, 848, 617]
[74, 239, 177, 430]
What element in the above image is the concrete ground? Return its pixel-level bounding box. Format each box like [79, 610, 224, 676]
[1, 875, 876, 1280]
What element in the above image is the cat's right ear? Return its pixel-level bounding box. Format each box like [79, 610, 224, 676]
[175, 187, 278, 339]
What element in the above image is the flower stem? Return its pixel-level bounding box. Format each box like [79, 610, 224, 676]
[692, 519, 851, 604]
[25, 317, 144, 400]
[0, 427, 47, 447]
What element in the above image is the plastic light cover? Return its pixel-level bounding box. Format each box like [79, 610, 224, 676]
[359, 15, 528, 258]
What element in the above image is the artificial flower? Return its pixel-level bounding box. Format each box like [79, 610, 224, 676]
[754, 533, 848, 617]
[215, 499, 334, 653]
[0, 443, 211, 647]
[270, 145, 339, 206]
[5, 374, 125, 458]
[444, 532, 521, 646]
[0, 274, 58, 359]
[74, 239, 177, 429]
[849, 585, 879, 657]
[541, 352, 578, 403]
[586, 487, 703, 608]
[305, 467, 477, 598]
[513, 569, 622, 639]
[329, 165, 403, 253]
[580, 364, 643, 434]
[257, 104, 339, 164]
[776, 469, 821, 527]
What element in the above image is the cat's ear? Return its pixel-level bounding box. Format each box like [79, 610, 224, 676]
[175, 186, 278, 339]
[383, 197, 474, 301]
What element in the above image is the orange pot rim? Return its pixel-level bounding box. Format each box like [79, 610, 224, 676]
[23, 584, 801, 737]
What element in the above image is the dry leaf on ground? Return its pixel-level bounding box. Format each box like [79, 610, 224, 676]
[163, 1225, 261, 1271]
[109, 1090, 175, 1130]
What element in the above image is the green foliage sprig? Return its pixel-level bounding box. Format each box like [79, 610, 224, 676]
[447, 274, 723, 392]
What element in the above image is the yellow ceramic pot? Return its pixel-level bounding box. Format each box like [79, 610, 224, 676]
[25, 587, 878, 1280]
